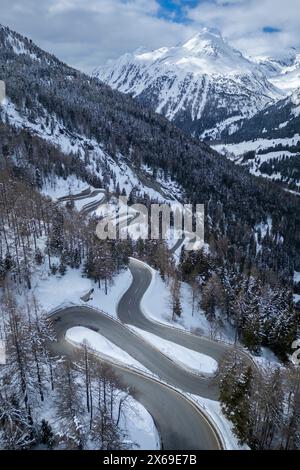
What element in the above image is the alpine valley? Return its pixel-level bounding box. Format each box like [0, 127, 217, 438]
[1, 20, 300, 452]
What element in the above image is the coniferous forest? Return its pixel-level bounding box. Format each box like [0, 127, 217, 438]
[0, 10, 300, 454]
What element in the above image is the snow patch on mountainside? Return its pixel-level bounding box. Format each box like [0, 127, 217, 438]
[214, 134, 300, 157]
[214, 88, 300, 186]
[254, 50, 300, 92]
[127, 326, 218, 376]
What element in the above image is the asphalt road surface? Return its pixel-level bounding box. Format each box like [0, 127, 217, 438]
[48, 259, 234, 450]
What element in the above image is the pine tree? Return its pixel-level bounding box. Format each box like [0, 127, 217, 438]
[236, 276, 262, 352]
[40, 419, 55, 448]
[201, 273, 225, 323]
[219, 352, 253, 444]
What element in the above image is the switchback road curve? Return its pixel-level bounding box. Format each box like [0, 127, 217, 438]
[48, 259, 234, 450]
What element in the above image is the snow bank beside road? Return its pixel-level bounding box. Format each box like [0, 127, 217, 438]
[128, 326, 218, 376]
[66, 326, 150, 373]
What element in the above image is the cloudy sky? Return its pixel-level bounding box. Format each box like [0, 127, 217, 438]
[1, 0, 299, 72]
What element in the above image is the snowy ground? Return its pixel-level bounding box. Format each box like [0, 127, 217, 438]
[138, 261, 235, 341]
[128, 326, 218, 376]
[32, 262, 132, 318]
[41, 176, 88, 200]
[121, 396, 160, 450]
[214, 134, 300, 157]
[253, 347, 282, 369]
[66, 327, 151, 375]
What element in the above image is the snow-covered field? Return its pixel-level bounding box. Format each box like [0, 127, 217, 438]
[214, 134, 300, 157]
[128, 326, 218, 376]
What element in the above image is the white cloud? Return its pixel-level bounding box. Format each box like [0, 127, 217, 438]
[187, 0, 300, 58]
[0, 0, 193, 71]
[0, 0, 299, 72]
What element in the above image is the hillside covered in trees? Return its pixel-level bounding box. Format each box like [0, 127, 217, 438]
[0, 23, 300, 451]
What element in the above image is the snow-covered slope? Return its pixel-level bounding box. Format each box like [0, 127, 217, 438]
[254, 49, 300, 92]
[0, 24, 183, 205]
[94, 28, 282, 140]
[215, 88, 300, 189]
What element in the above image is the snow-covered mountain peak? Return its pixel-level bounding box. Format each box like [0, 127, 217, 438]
[94, 31, 281, 140]
[98, 27, 257, 79]
[118, 29, 255, 77]
[181, 28, 223, 53]
[182, 28, 239, 57]
[176, 29, 254, 75]
[254, 48, 299, 73]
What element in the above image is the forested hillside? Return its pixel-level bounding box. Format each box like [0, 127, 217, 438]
[0, 22, 300, 451]
[1, 24, 300, 282]
[0, 23, 300, 359]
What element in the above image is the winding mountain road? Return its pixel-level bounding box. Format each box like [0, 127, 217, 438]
[119, 259, 231, 366]
[50, 188, 230, 450]
[48, 258, 236, 450]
